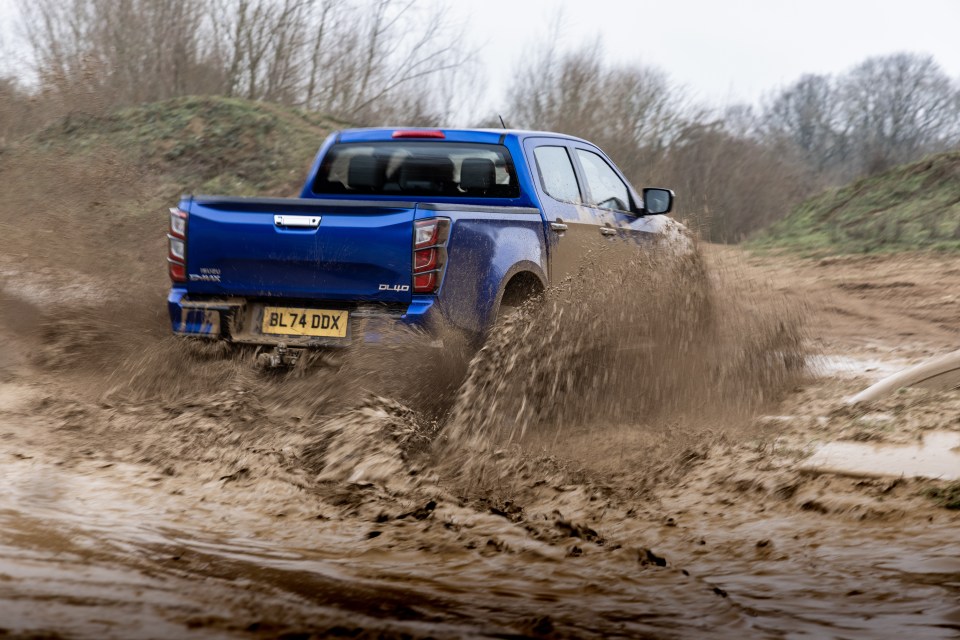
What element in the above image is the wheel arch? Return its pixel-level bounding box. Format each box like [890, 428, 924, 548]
[492, 261, 547, 321]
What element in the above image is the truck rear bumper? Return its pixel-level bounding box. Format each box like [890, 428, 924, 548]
[167, 288, 439, 347]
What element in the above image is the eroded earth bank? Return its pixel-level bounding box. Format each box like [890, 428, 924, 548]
[0, 238, 958, 639]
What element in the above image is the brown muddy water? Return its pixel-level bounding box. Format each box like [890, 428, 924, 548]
[803, 430, 960, 481]
[0, 244, 959, 639]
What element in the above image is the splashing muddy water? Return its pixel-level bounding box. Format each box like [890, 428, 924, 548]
[0, 237, 959, 638]
[437, 243, 805, 490]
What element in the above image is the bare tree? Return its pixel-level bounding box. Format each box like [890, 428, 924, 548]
[840, 53, 960, 174]
[652, 119, 810, 242]
[760, 54, 960, 180]
[16, 0, 212, 110]
[307, 0, 468, 124]
[504, 40, 689, 178]
[15, 0, 467, 124]
[207, 0, 313, 102]
[761, 73, 849, 175]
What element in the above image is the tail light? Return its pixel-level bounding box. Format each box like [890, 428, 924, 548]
[392, 130, 445, 139]
[413, 218, 450, 294]
[168, 207, 188, 282]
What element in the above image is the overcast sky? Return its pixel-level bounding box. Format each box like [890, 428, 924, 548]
[455, 0, 960, 111]
[2, 0, 958, 115]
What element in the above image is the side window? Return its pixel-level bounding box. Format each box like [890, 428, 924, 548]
[533, 146, 581, 204]
[576, 149, 630, 212]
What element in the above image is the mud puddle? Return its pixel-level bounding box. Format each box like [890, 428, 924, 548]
[2, 448, 958, 639]
[0, 457, 288, 639]
[802, 430, 960, 481]
[0, 456, 744, 638]
[808, 353, 913, 380]
[669, 520, 960, 639]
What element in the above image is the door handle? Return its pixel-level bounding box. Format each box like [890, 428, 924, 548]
[275, 215, 321, 228]
[599, 227, 617, 236]
[550, 222, 568, 232]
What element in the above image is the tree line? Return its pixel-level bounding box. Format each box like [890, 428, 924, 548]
[2, 0, 959, 241]
[4, 0, 467, 130]
[503, 42, 960, 240]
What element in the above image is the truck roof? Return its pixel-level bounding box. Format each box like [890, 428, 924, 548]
[335, 128, 592, 146]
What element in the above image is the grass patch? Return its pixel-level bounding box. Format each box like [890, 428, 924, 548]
[750, 150, 960, 255]
[27, 95, 342, 197]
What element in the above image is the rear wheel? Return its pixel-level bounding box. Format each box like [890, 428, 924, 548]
[495, 272, 544, 327]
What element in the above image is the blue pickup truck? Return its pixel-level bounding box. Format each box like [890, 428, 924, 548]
[167, 128, 680, 360]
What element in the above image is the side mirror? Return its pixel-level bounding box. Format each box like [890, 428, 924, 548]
[641, 187, 674, 215]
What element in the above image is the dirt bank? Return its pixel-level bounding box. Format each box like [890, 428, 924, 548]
[0, 247, 958, 639]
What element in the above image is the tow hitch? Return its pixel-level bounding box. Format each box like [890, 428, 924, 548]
[256, 343, 301, 368]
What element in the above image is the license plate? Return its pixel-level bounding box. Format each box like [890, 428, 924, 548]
[261, 307, 348, 338]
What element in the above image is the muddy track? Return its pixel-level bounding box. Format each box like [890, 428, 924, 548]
[0, 248, 959, 639]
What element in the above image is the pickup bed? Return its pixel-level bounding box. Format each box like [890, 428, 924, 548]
[167, 128, 679, 353]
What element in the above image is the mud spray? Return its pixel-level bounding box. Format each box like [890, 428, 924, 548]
[35, 235, 802, 518]
[438, 241, 805, 499]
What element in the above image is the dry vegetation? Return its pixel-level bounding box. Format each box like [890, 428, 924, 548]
[2, 0, 468, 135]
[1, 1, 959, 243]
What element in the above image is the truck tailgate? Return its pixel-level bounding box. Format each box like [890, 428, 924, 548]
[183, 197, 415, 303]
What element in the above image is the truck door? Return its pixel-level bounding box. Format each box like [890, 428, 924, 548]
[523, 138, 608, 284]
[571, 146, 662, 245]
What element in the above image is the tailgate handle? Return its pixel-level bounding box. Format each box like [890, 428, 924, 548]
[274, 215, 321, 228]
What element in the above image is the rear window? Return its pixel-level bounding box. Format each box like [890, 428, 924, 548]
[312, 141, 520, 198]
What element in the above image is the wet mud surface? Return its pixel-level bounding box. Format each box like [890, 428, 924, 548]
[0, 246, 959, 639]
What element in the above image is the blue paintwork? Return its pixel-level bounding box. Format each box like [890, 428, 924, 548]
[168, 128, 672, 344]
[423, 210, 546, 334]
[167, 288, 222, 336]
[185, 199, 416, 303]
